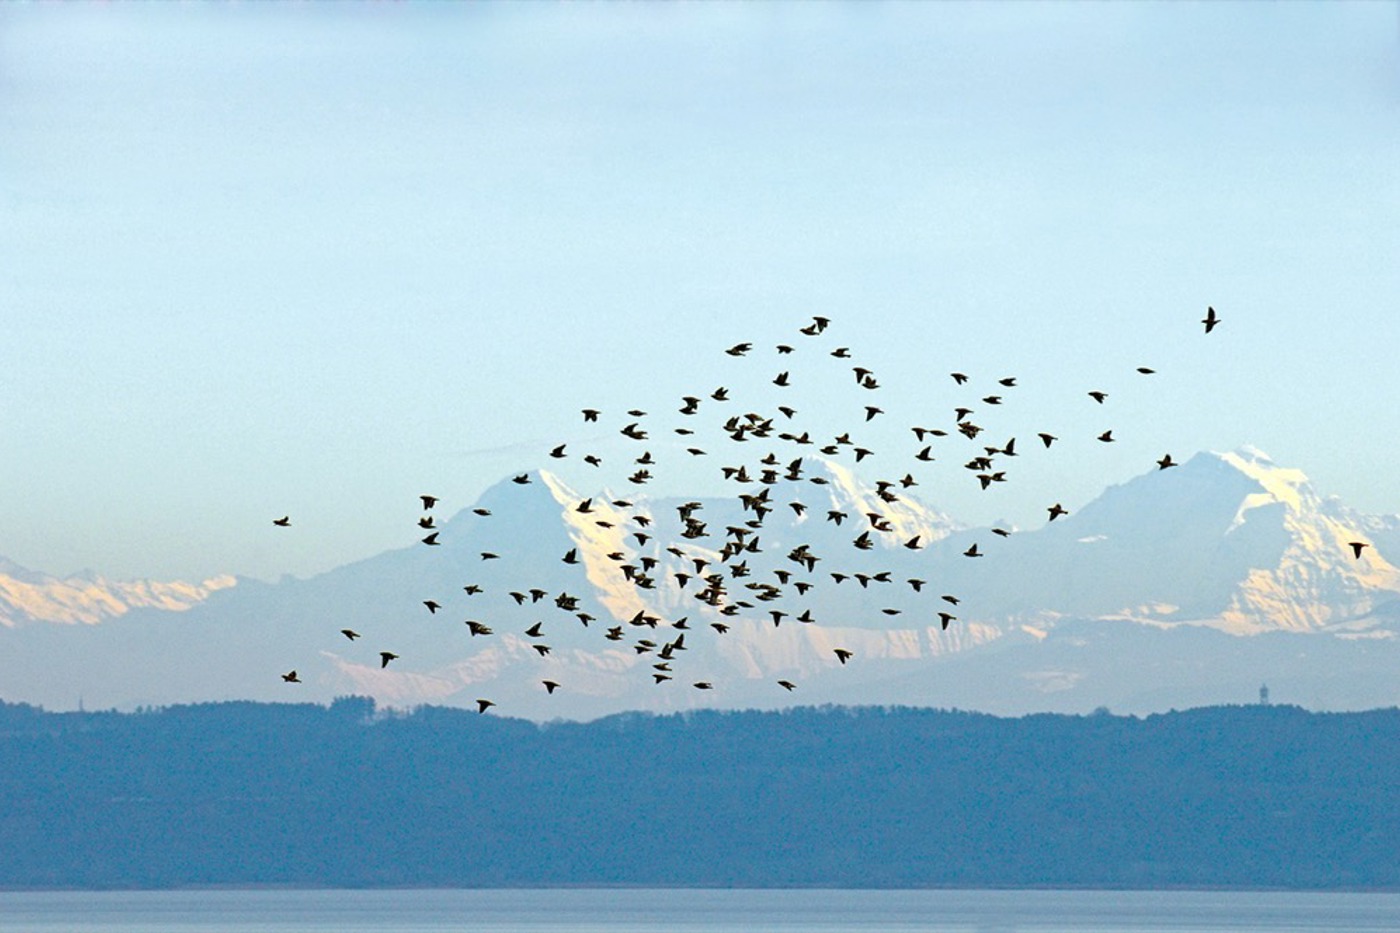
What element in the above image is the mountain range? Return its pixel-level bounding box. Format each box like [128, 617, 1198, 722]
[3, 446, 1399, 718]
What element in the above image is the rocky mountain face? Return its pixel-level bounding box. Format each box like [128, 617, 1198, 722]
[2, 448, 1398, 718]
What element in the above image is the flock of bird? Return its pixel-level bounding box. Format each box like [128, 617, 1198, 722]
[274, 306, 1371, 711]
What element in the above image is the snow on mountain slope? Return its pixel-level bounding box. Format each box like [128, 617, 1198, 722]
[0, 559, 235, 627]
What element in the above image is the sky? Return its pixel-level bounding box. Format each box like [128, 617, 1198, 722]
[2, 2, 1397, 585]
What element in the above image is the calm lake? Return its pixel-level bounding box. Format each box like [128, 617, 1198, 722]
[3, 888, 1400, 933]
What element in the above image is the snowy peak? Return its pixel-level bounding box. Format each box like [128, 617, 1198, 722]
[0, 561, 236, 628]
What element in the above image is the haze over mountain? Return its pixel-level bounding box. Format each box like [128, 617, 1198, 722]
[4, 446, 1398, 718]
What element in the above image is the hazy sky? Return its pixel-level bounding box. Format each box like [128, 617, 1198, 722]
[3, 2, 1397, 584]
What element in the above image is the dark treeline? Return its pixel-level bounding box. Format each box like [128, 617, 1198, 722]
[0, 698, 1397, 889]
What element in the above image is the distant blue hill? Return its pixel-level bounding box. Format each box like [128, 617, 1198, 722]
[0, 699, 1396, 890]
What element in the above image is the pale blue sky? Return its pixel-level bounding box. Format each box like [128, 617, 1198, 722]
[2, 2, 1397, 582]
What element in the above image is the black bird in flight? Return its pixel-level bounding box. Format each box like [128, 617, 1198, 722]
[542, 680, 560, 694]
[1157, 454, 1177, 470]
[421, 532, 440, 546]
[1202, 306, 1221, 333]
[582, 409, 600, 422]
[1047, 503, 1068, 521]
[420, 495, 438, 510]
[379, 652, 398, 668]
[341, 629, 360, 640]
[423, 600, 441, 614]
[1349, 541, 1369, 559]
[550, 444, 567, 458]
[950, 372, 968, 384]
[777, 680, 796, 691]
[833, 648, 853, 665]
[477, 699, 495, 714]
[273, 516, 290, 527]
[281, 670, 300, 683]
[1088, 391, 1108, 404]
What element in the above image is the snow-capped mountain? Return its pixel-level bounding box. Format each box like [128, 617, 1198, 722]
[0, 558, 236, 628]
[2, 447, 1398, 717]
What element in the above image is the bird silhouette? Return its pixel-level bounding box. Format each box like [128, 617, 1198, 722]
[341, 629, 360, 640]
[273, 516, 290, 527]
[1202, 306, 1221, 333]
[379, 652, 398, 668]
[477, 699, 495, 714]
[281, 670, 300, 683]
[1349, 541, 1369, 559]
[420, 495, 438, 510]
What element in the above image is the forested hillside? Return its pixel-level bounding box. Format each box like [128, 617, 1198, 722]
[0, 699, 1395, 889]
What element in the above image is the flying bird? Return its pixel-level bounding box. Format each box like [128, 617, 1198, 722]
[1349, 541, 1369, 559]
[477, 699, 495, 714]
[420, 495, 439, 510]
[1202, 306, 1221, 333]
[1157, 454, 1177, 470]
[341, 629, 360, 640]
[379, 652, 398, 668]
[281, 670, 300, 683]
[272, 516, 290, 527]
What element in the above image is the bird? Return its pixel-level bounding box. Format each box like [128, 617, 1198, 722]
[1349, 541, 1369, 559]
[512, 474, 531, 484]
[1047, 503, 1068, 521]
[423, 600, 441, 614]
[542, 680, 560, 694]
[550, 444, 567, 458]
[476, 699, 495, 714]
[1038, 433, 1058, 448]
[562, 548, 579, 564]
[1088, 391, 1107, 404]
[341, 629, 360, 640]
[379, 652, 398, 668]
[777, 680, 796, 691]
[421, 532, 440, 546]
[281, 670, 300, 683]
[938, 612, 956, 630]
[582, 409, 600, 422]
[693, 681, 714, 690]
[272, 516, 290, 527]
[1097, 430, 1115, 443]
[833, 648, 853, 665]
[420, 495, 438, 510]
[963, 543, 982, 557]
[1202, 306, 1221, 333]
[1136, 367, 1155, 375]
[950, 372, 968, 384]
[1157, 454, 1177, 470]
